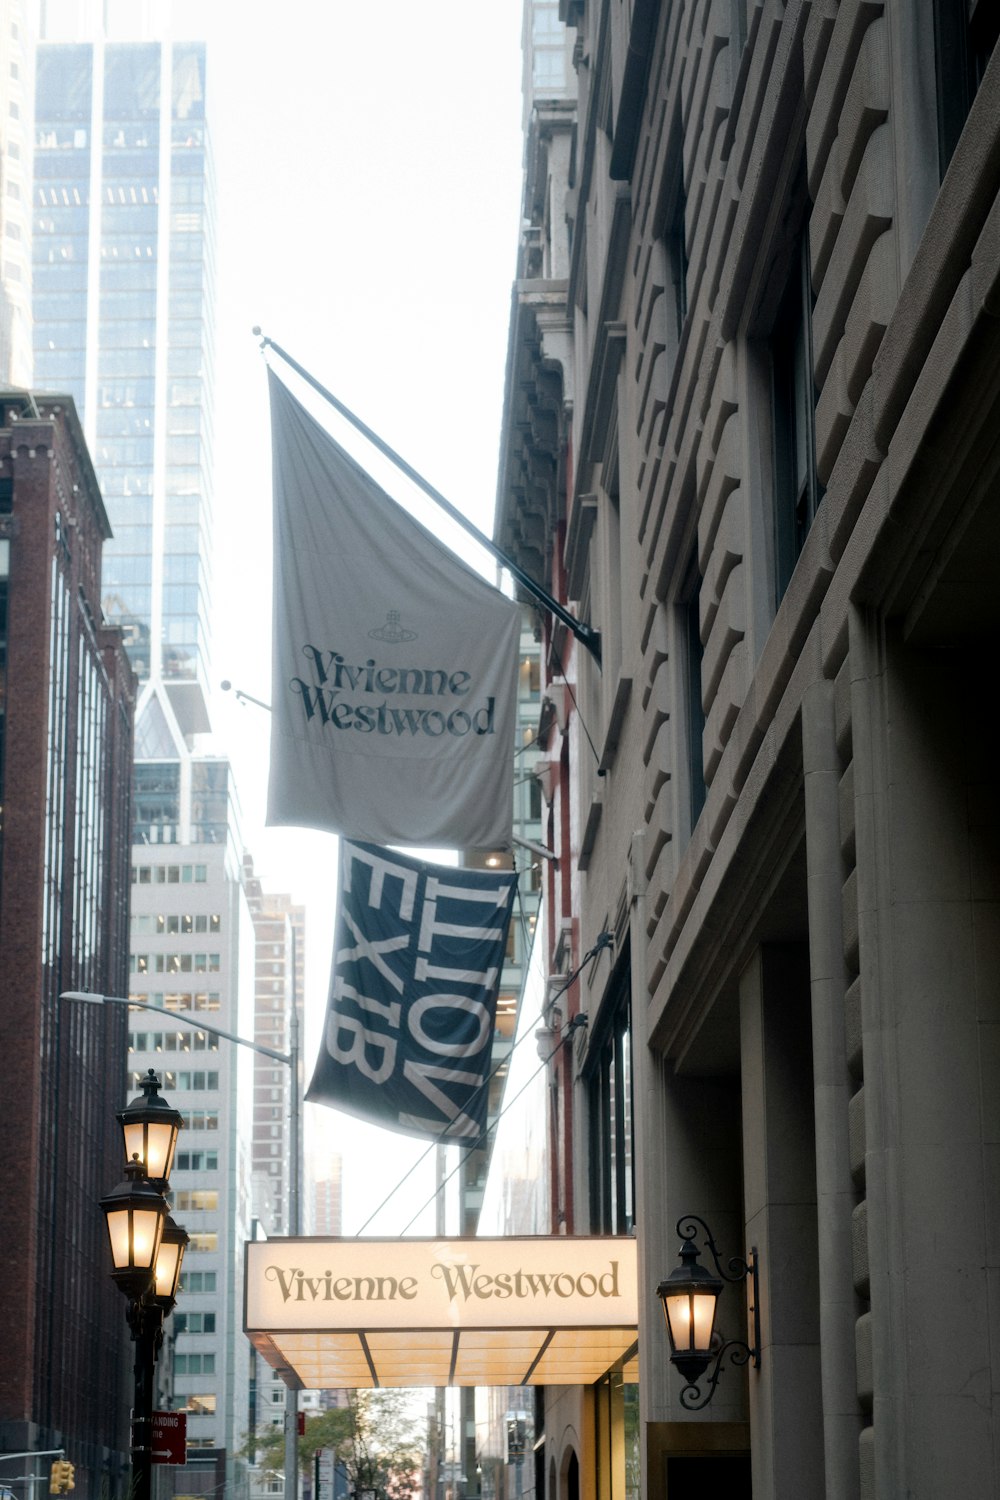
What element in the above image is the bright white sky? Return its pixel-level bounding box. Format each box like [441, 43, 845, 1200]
[31, 0, 527, 1229]
[187, 1, 526, 1231]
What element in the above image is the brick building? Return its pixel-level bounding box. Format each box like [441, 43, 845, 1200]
[496, 2, 1000, 1497]
[0, 391, 135, 1494]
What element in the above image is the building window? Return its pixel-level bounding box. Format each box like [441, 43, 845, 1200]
[132, 861, 208, 884]
[160, 1070, 218, 1091]
[0, 536, 8, 892]
[187, 1232, 218, 1253]
[667, 184, 688, 342]
[652, 135, 688, 392]
[680, 560, 706, 828]
[173, 1189, 218, 1212]
[732, 0, 748, 54]
[153, 951, 220, 974]
[184, 1395, 217, 1414]
[935, 0, 1000, 174]
[771, 229, 820, 606]
[173, 1312, 216, 1334]
[179, 1270, 217, 1293]
[175, 1151, 218, 1172]
[174, 1353, 216, 1374]
[586, 959, 634, 1235]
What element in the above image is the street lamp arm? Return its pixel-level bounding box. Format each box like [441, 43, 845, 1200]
[0, 1451, 65, 1465]
[61, 991, 293, 1065]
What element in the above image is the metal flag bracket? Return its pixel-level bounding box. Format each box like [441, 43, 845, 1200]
[252, 328, 602, 668]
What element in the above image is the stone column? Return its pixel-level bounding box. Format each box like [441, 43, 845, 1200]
[740, 944, 824, 1496]
[802, 677, 862, 1496]
[851, 617, 1000, 1495]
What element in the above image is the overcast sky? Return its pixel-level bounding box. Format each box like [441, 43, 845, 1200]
[192, 0, 527, 1227]
[30, 0, 528, 1225]
[30, 0, 528, 1247]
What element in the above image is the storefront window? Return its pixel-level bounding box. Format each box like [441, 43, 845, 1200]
[594, 1372, 639, 1500]
[587, 956, 634, 1235]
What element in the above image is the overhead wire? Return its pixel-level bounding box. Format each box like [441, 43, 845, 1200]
[396, 1014, 590, 1237]
[547, 628, 603, 774]
[353, 929, 612, 1235]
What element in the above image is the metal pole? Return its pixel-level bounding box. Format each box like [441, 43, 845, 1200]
[289, 998, 301, 1236]
[285, 1002, 301, 1500]
[63, 992, 304, 1500]
[61, 993, 293, 1069]
[130, 1302, 162, 1500]
[256, 332, 602, 667]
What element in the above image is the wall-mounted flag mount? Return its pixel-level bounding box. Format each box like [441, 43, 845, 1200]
[306, 841, 518, 1141]
[266, 370, 520, 849]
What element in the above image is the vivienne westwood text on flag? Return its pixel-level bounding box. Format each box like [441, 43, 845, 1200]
[266, 369, 520, 849]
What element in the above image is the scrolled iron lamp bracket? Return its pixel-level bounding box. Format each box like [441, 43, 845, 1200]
[656, 1213, 761, 1411]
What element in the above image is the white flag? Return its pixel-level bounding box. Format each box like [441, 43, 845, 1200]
[266, 371, 520, 849]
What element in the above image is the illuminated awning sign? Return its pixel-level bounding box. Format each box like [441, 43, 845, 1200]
[245, 1236, 638, 1389]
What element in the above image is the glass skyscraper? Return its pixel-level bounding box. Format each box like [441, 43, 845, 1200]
[30, 28, 261, 1496]
[33, 36, 214, 731]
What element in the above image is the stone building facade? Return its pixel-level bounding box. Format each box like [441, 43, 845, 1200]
[496, 3, 1000, 1496]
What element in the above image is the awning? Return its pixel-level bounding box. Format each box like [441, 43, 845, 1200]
[245, 1236, 638, 1389]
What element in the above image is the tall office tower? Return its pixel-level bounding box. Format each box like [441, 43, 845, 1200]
[32, 32, 214, 738]
[312, 1167, 344, 1237]
[0, 393, 135, 1494]
[0, 0, 33, 384]
[243, 854, 306, 1237]
[30, 31, 253, 1493]
[127, 757, 254, 1500]
[241, 854, 309, 1500]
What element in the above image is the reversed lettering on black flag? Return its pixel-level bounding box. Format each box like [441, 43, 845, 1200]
[306, 841, 518, 1141]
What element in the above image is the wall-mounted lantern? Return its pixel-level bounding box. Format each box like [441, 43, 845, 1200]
[655, 1214, 760, 1410]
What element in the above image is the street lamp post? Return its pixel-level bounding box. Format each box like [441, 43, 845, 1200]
[99, 1072, 187, 1500]
[63, 989, 303, 1497]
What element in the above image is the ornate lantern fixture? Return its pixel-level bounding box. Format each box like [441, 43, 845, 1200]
[117, 1069, 184, 1186]
[655, 1214, 760, 1410]
[150, 1215, 190, 1309]
[99, 1158, 169, 1301]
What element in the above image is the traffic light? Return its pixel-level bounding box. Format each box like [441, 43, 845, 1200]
[505, 1418, 526, 1463]
[49, 1462, 74, 1494]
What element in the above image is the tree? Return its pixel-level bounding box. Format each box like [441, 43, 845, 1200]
[240, 1406, 353, 1479]
[241, 1390, 423, 1500]
[343, 1390, 423, 1500]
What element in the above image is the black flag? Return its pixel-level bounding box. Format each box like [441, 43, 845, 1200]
[306, 841, 518, 1140]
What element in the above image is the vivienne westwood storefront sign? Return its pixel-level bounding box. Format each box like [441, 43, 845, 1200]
[245, 1237, 638, 1331]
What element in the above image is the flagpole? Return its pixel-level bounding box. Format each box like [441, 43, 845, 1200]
[254, 329, 602, 667]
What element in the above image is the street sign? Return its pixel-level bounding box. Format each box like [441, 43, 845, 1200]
[151, 1411, 187, 1465]
[315, 1448, 335, 1500]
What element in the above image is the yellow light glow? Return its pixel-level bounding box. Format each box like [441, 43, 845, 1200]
[154, 1237, 182, 1299]
[665, 1290, 716, 1352]
[106, 1207, 132, 1269]
[131, 1207, 162, 1269]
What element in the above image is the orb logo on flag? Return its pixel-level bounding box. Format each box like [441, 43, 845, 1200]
[369, 610, 418, 643]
